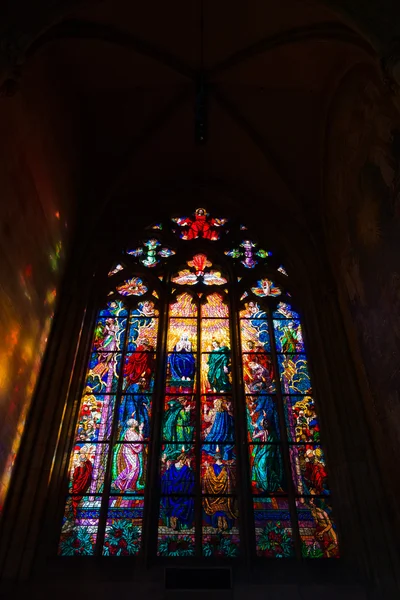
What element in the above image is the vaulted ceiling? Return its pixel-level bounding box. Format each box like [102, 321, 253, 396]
[0, 0, 387, 244]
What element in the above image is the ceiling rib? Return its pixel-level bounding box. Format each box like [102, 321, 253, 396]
[27, 19, 196, 80]
[212, 87, 307, 224]
[208, 21, 375, 77]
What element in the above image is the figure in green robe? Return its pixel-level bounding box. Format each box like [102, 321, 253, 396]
[207, 340, 231, 392]
[251, 413, 283, 493]
[162, 397, 193, 461]
[280, 322, 299, 353]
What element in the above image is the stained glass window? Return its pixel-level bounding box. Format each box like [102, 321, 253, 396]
[58, 209, 339, 560]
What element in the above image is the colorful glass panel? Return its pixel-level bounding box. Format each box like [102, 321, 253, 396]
[103, 496, 144, 555]
[75, 395, 115, 442]
[239, 301, 267, 320]
[251, 279, 281, 298]
[99, 300, 128, 317]
[172, 208, 227, 241]
[166, 354, 196, 394]
[58, 496, 101, 556]
[277, 354, 311, 394]
[273, 319, 304, 352]
[225, 240, 271, 269]
[59, 214, 337, 561]
[108, 263, 124, 277]
[167, 318, 197, 352]
[117, 277, 148, 296]
[283, 395, 320, 443]
[59, 291, 162, 556]
[253, 497, 294, 557]
[170, 292, 198, 317]
[67, 443, 109, 495]
[242, 353, 275, 394]
[85, 352, 122, 394]
[201, 293, 229, 317]
[249, 443, 285, 495]
[123, 352, 156, 392]
[202, 510, 240, 557]
[110, 442, 148, 494]
[290, 445, 329, 496]
[126, 302, 159, 351]
[117, 395, 152, 441]
[240, 317, 271, 352]
[272, 302, 300, 320]
[172, 254, 228, 286]
[157, 531, 196, 557]
[245, 395, 280, 441]
[297, 498, 339, 558]
[161, 398, 196, 448]
[201, 445, 237, 485]
[127, 239, 175, 268]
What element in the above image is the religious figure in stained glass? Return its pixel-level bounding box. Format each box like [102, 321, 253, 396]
[207, 340, 231, 392]
[307, 498, 339, 558]
[112, 419, 145, 492]
[251, 278, 281, 297]
[162, 398, 194, 461]
[71, 445, 93, 518]
[251, 414, 283, 494]
[161, 450, 195, 530]
[124, 343, 155, 392]
[203, 449, 238, 531]
[119, 392, 150, 439]
[172, 208, 227, 240]
[127, 239, 175, 267]
[244, 355, 274, 394]
[203, 398, 235, 461]
[169, 334, 196, 381]
[299, 447, 328, 496]
[58, 210, 338, 561]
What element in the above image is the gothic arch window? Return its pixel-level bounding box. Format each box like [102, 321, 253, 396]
[58, 209, 339, 560]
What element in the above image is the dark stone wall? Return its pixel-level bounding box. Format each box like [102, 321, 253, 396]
[323, 65, 400, 594]
[0, 60, 78, 516]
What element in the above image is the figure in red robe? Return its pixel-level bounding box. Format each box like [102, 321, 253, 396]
[71, 448, 93, 518]
[173, 208, 226, 240]
[124, 342, 155, 391]
[303, 448, 328, 495]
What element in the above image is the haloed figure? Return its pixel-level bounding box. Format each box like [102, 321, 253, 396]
[169, 334, 195, 381]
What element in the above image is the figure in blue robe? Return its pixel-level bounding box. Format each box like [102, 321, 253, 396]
[161, 452, 195, 529]
[203, 398, 235, 461]
[120, 385, 150, 439]
[169, 334, 195, 381]
[251, 394, 280, 441]
[246, 302, 270, 351]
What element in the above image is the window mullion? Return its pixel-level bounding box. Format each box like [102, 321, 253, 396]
[266, 305, 302, 559]
[142, 287, 169, 563]
[229, 288, 255, 564]
[94, 307, 131, 556]
[195, 294, 202, 556]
